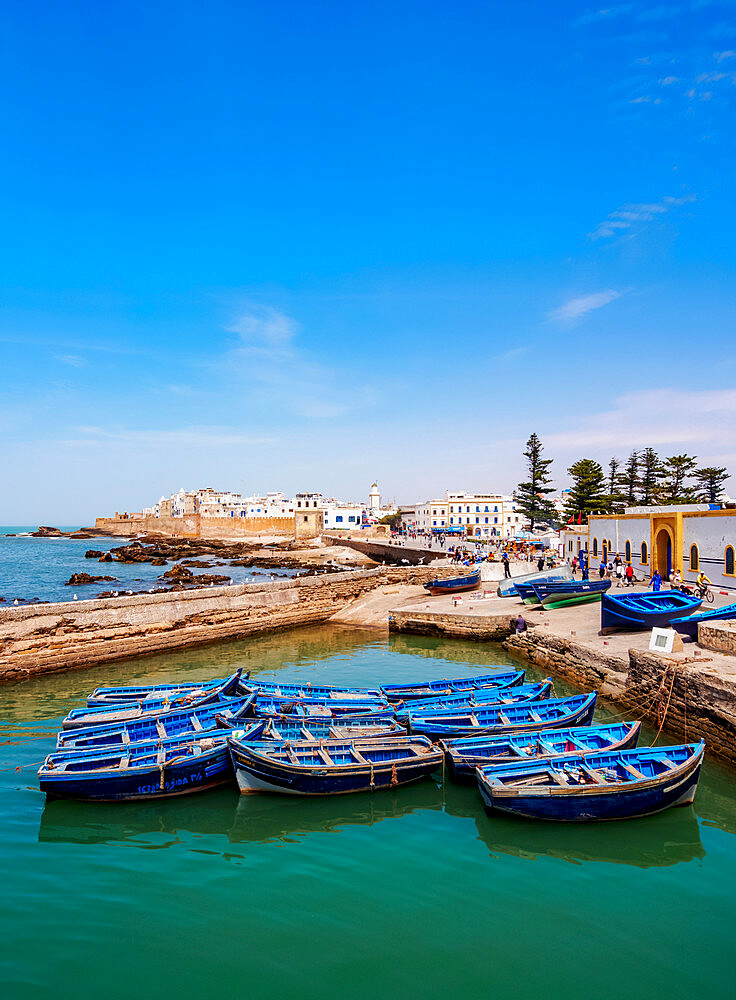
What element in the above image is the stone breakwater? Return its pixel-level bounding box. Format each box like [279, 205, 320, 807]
[0, 566, 455, 683]
[388, 608, 736, 765]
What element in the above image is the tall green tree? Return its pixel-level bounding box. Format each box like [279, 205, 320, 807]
[563, 459, 607, 523]
[605, 456, 625, 513]
[638, 447, 663, 505]
[661, 454, 698, 504]
[693, 466, 730, 503]
[514, 433, 557, 530]
[620, 451, 639, 507]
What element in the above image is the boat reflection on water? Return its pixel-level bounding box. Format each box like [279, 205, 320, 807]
[227, 780, 445, 845]
[38, 781, 446, 848]
[442, 784, 705, 868]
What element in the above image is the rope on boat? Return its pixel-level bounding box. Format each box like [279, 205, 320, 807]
[652, 667, 677, 746]
[390, 764, 398, 787]
[369, 759, 374, 789]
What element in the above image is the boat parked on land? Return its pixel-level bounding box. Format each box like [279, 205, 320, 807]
[476, 742, 705, 821]
[496, 565, 572, 598]
[423, 569, 481, 596]
[441, 721, 641, 782]
[406, 693, 598, 739]
[532, 579, 611, 609]
[393, 680, 553, 720]
[86, 670, 247, 706]
[229, 735, 443, 795]
[600, 591, 702, 634]
[670, 602, 736, 640]
[380, 671, 524, 702]
[39, 721, 266, 801]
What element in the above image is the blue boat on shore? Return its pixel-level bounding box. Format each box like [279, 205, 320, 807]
[229, 735, 443, 795]
[441, 721, 641, 782]
[670, 602, 736, 640]
[39, 721, 266, 801]
[380, 671, 524, 702]
[423, 569, 481, 596]
[497, 565, 572, 598]
[406, 693, 597, 739]
[58, 693, 256, 745]
[476, 742, 705, 821]
[86, 670, 247, 706]
[532, 579, 611, 609]
[394, 680, 553, 720]
[600, 591, 702, 633]
[62, 670, 244, 729]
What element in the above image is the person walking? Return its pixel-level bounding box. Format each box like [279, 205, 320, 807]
[537, 556, 545, 572]
[502, 551, 511, 578]
[650, 570, 662, 593]
[615, 561, 624, 587]
[599, 559, 606, 579]
[625, 563, 634, 587]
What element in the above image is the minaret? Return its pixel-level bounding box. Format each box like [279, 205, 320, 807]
[369, 482, 381, 514]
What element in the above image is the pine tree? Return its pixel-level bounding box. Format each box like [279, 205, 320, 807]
[661, 454, 698, 504]
[693, 466, 729, 503]
[620, 451, 639, 507]
[514, 433, 557, 530]
[563, 459, 607, 523]
[605, 456, 625, 513]
[638, 447, 663, 505]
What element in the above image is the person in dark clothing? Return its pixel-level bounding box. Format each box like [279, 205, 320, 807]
[515, 614, 527, 634]
[537, 556, 545, 572]
[502, 552, 511, 578]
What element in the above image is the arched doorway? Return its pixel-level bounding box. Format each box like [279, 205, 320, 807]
[655, 527, 672, 580]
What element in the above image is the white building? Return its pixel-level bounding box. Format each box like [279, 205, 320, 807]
[589, 504, 736, 589]
[413, 492, 525, 539]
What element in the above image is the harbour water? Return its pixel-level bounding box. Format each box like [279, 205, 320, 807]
[0, 529, 301, 604]
[2, 625, 736, 999]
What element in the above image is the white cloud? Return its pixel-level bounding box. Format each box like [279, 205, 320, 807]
[545, 389, 736, 453]
[548, 290, 623, 323]
[225, 305, 298, 346]
[590, 194, 696, 239]
[715, 50, 736, 62]
[659, 75, 679, 84]
[56, 354, 87, 367]
[68, 426, 274, 448]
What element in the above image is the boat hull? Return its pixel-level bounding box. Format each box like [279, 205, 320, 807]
[670, 602, 736, 639]
[423, 571, 481, 596]
[601, 591, 703, 634]
[407, 694, 597, 740]
[381, 671, 525, 702]
[496, 565, 572, 598]
[394, 680, 553, 720]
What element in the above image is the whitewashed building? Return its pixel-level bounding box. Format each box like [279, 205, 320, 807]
[412, 491, 524, 538]
[589, 505, 736, 589]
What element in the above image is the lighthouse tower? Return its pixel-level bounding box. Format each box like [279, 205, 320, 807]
[368, 482, 381, 515]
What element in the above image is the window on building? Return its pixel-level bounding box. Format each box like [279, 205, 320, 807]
[689, 544, 699, 571]
[335, 516, 343, 522]
[449, 518, 454, 524]
[476, 505, 480, 512]
[494, 517, 498, 524]
[484, 505, 489, 512]
[485, 517, 488, 524]
[348, 516, 356, 523]
[494, 506, 498, 512]
[475, 517, 479, 524]
[641, 541, 648, 564]
[726, 546, 735, 576]
[593, 538, 598, 557]
[625, 540, 631, 563]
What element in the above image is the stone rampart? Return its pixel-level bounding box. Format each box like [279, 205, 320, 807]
[94, 514, 294, 539]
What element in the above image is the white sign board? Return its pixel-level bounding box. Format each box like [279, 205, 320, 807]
[649, 627, 684, 655]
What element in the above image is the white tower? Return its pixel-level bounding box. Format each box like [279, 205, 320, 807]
[368, 482, 381, 514]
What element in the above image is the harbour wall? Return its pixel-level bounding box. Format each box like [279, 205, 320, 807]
[94, 514, 294, 539]
[388, 609, 736, 764]
[0, 566, 455, 683]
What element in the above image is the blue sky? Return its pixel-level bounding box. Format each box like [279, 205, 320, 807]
[2, 0, 736, 522]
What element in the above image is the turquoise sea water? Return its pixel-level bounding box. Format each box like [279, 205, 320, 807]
[0, 529, 301, 603]
[2, 626, 736, 1000]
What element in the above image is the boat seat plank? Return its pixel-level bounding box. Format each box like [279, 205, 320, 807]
[497, 712, 511, 726]
[529, 710, 543, 722]
[550, 770, 569, 786]
[318, 749, 335, 766]
[581, 766, 607, 784]
[621, 763, 647, 780]
[190, 716, 203, 731]
[351, 748, 369, 764]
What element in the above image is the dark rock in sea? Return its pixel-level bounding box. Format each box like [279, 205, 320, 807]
[85, 550, 105, 558]
[150, 557, 167, 566]
[65, 573, 118, 586]
[98, 553, 113, 562]
[180, 559, 215, 568]
[31, 526, 62, 537]
[69, 531, 94, 538]
[193, 573, 231, 584]
[161, 564, 194, 581]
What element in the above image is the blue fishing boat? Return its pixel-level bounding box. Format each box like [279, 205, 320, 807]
[229, 735, 443, 795]
[39, 721, 266, 801]
[423, 569, 481, 596]
[532, 579, 611, 609]
[244, 679, 382, 699]
[62, 669, 244, 729]
[441, 721, 641, 783]
[670, 601, 736, 640]
[56, 694, 257, 750]
[600, 591, 702, 633]
[86, 670, 247, 706]
[393, 680, 553, 720]
[381, 670, 525, 702]
[406, 693, 597, 739]
[496, 565, 572, 598]
[226, 715, 407, 741]
[253, 694, 388, 718]
[476, 742, 705, 821]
